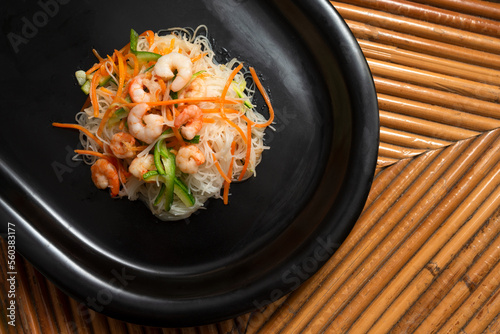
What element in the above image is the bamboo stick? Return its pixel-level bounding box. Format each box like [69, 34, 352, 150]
[345, 19, 500, 69]
[368, 58, 500, 103]
[279, 141, 468, 334]
[392, 211, 500, 333]
[359, 40, 500, 86]
[378, 94, 500, 131]
[364, 159, 410, 209]
[380, 110, 480, 141]
[438, 259, 500, 334]
[379, 126, 452, 150]
[410, 0, 500, 20]
[321, 130, 500, 333]
[197, 324, 220, 334]
[462, 284, 500, 334]
[378, 142, 427, 159]
[333, 2, 500, 54]
[335, 0, 500, 37]
[412, 228, 500, 332]
[357, 141, 500, 333]
[68, 297, 93, 334]
[24, 265, 59, 334]
[377, 156, 399, 167]
[374, 77, 500, 119]
[256, 156, 417, 333]
[484, 315, 500, 334]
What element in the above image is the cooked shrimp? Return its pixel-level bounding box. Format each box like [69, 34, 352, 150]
[174, 105, 203, 140]
[182, 77, 206, 99]
[153, 53, 192, 92]
[176, 145, 205, 174]
[129, 74, 162, 103]
[110, 132, 137, 159]
[91, 159, 120, 197]
[128, 103, 164, 144]
[129, 154, 155, 180]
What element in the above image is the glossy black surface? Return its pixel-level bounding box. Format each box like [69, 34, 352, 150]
[0, 0, 378, 327]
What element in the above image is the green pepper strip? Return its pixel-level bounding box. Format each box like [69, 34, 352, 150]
[153, 138, 176, 210]
[130, 29, 162, 62]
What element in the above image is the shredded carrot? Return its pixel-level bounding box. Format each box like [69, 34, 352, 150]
[202, 118, 215, 123]
[119, 43, 130, 55]
[106, 55, 119, 75]
[172, 127, 185, 146]
[52, 123, 103, 148]
[221, 63, 243, 101]
[145, 30, 155, 46]
[223, 141, 236, 204]
[98, 86, 115, 96]
[165, 38, 175, 54]
[74, 149, 108, 160]
[238, 116, 253, 181]
[89, 69, 101, 117]
[97, 105, 119, 137]
[224, 116, 247, 142]
[85, 62, 102, 75]
[125, 53, 139, 77]
[249, 67, 275, 128]
[191, 52, 207, 63]
[202, 108, 240, 114]
[92, 49, 104, 62]
[114, 50, 126, 99]
[212, 153, 232, 184]
[157, 77, 167, 97]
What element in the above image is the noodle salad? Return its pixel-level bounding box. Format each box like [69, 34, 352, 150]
[53, 26, 275, 221]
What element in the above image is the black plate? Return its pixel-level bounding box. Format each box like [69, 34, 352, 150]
[0, 0, 378, 327]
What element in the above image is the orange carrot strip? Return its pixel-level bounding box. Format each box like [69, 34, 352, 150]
[191, 52, 207, 63]
[212, 153, 232, 184]
[221, 63, 243, 101]
[165, 38, 175, 54]
[92, 49, 104, 62]
[52, 123, 103, 148]
[223, 141, 237, 204]
[144, 30, 155, 46]
[125, 53, 139, 77]
[202, 108, 240, 114]
[238, 116, 253, 181]
[114, 50, 126, 99]
[97, 105, 119, 137]
[249, 67, 275, 128]
[106, 55, 119, 75]
[172, 127, 185, 146]
[74, 149, 108, 160]
[85, 62, 102, 75]
[224, 117, 247, 142]
[89, 70, 101, 117]
[202, 118, 216, 123]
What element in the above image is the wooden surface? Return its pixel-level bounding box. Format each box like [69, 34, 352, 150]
[2, 0, 500, 332]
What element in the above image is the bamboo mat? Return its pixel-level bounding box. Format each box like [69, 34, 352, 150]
[2, 0, 500, 333]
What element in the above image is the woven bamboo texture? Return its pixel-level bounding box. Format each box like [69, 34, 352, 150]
[2, 0, 500, 333]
